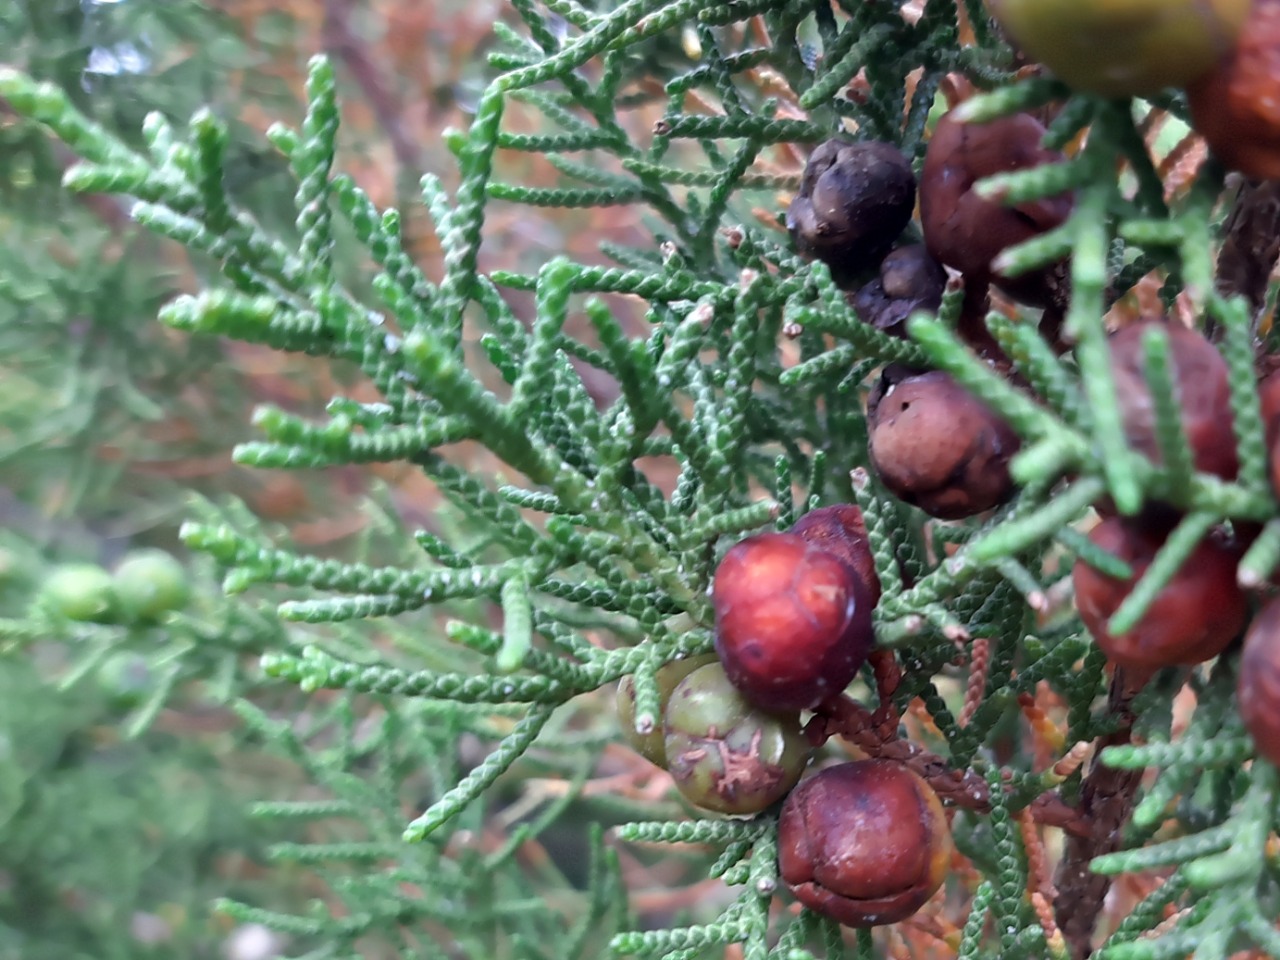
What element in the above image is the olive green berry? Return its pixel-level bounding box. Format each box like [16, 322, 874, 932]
[663, 662, 809, 815]
[42, 563, 118, 624]
[112, 549, 191, 622]
[616, 653, 717, 767]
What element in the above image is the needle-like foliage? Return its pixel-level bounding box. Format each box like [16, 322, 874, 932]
[5, 0, 1280, 957]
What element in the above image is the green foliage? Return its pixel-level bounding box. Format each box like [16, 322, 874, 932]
[0, 658, 244, 960]
[6, 0, 1280, 957]
[220, 694, 628, 959]
[0, 7, 338, 956]
[0, 527, 300, 960]
[0, 0, 283, 527]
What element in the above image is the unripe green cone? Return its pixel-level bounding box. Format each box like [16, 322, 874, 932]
[112, 549, 191, 622]
[42, 564, 119, 624]
[616, 653, 717, 767]
[663, 663, 809, 815]
[986, 0, 1250, 98]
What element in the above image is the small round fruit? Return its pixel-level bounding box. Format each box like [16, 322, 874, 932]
[1258, 369, 1280, 437]
[778, 759, 953, 927]
[1073, 516, 1247, 670]
[920, 111, 1072, 311]
[790, 504, 881, 607]
[713, 532, 874, 712]
[850, 245, 947, 341]
[987, 0, 1250, 98]
[1238, 597, 1280, 767]
[663, 662, 809, 815]
[1186, 0, 1280, 179]
[787, 140, 916, 283]
[1259, 371, 1280, 501]
[112, 549, 191, 622]
[1107, 319, 1238, 481]
[867, 366, 1020, 519]
[42, 563, 118, 623]
[616, 653, 717, 767]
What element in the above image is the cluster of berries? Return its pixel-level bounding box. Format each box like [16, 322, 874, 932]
[612, 0, 1280, 932]
[785, 17, 1280, 770]
[618, 506, 950, 928]
[986, 0, 1280, 766]
[41, 549, 191, 626]
[790, 110, 1064, 521]
[1071, 322, 1243, 674]
[991, 0, 1280, 179]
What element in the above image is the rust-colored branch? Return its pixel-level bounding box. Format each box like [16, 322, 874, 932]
[960, 637, 992, 727]
[810, 693, 1090, 838]
[1215, 177, 1280, 333]
[321, 0, 424, 176]
[1052, 667, 1146, 959]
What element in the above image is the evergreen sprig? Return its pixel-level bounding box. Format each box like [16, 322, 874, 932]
[8, 0, 1280, 954]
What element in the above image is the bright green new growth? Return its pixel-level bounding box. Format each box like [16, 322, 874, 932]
[5, 0, 1280, 956]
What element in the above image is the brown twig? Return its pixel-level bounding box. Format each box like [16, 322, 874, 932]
[811, 693, 1090, 838]
[960, 637, 992, 727]
[1019, 687, 1065, 771]
[321, 0, 424, 176]
[1158, 132, 1207, 202]
[1214, 177, 1280, 333]
[1137, 107, 1167, 153]
[1019, 809, 1061, 944]
[868, 648, 903, 725]
[1052, 667, 1146, 959]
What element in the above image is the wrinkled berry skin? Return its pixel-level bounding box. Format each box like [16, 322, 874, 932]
[663, 663, 809, 815]
[867, 366, 1020, 520]
[1108, 320, 1238, 482]
[850, 245, 947, 340]
[787, 140, 916, 283]
[616, 653, 717, 767]
[1239, 598, 1280, 767]
[778, 760, 953, 928]
[1073, 516, 1247, 671]
[920, 112, 1072, 311]
[790, 504, 881, 607]
[713, 532, 873, 711]
[988, 0, 1250, 98]
[1187, 0, 1280, 180]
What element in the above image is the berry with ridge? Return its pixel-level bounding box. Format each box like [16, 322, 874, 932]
[867, 366, 1020, 520]
[1073, 516, 1247, 671]
[787, 140, 916, 283]
[850, 245, 947, 342]
[713, 531, 874, 712]
[790, 503, 881, 606]
[920, 111, 1072, 312]
[778, 759, 953, 927]
[663, 662, 810, 815]
[616, 653, 717, 767]
[1107, 319, 1238, 482]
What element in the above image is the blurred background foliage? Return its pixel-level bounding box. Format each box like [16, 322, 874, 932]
[0, 1, 658, 956]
